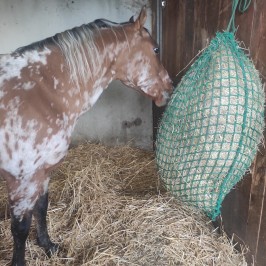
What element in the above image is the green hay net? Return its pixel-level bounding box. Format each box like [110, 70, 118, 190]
[155, 31, 265, 219]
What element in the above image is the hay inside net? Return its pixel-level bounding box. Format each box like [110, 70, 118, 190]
[0, 142, 247, 265]
[156, 31, 265, 219]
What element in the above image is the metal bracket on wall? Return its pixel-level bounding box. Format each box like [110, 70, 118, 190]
[156, 0, 167, 61]
[161, 0, 167, 9]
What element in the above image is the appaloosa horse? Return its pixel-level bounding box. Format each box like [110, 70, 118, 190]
[0, 7, 172, 265]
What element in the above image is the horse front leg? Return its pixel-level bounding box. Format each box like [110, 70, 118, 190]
[10, 209, 33, 266]
[5, 169, 56, 265]
[33, 191, 58, 256]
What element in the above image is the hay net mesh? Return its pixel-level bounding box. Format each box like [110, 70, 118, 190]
[156, 31, 265, 220]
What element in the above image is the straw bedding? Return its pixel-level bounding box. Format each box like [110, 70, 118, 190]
[0, 142, 247, 265]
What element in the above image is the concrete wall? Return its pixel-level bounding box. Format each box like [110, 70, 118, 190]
[0, 0, 153, 150]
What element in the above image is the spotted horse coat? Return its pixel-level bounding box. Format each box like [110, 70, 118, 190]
[0, 7, 172, 265]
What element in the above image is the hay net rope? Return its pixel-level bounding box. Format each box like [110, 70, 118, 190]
[156, 26, 265, 218]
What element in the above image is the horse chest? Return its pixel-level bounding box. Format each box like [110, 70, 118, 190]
[0, 119, 71, 179]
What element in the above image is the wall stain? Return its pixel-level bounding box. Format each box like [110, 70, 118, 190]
[122, 118, 142, 129]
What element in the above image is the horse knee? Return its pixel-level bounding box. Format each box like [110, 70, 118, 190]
[11, 212, 32, 241]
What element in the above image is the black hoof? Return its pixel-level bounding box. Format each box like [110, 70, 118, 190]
[45, 242, 59, 258]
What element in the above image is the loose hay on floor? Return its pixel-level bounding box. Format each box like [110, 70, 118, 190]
[0, 142, 247, 265]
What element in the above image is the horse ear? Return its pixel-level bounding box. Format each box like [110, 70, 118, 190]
[134, 6, 147, 30]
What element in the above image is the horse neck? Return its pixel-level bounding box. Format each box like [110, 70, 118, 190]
[69, 25, 131, 113]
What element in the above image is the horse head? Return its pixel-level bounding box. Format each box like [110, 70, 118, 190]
[115, 7, 173, 107]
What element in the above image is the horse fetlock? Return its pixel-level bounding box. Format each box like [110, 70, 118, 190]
[36, 236, 59, 257]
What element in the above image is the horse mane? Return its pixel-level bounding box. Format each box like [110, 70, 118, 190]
[14, 19, 132, 87]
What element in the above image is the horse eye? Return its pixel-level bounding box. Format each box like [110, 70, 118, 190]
[153, 47, 160, 54]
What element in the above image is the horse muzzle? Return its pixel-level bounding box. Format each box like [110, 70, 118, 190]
[155, 90, 171, 107]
